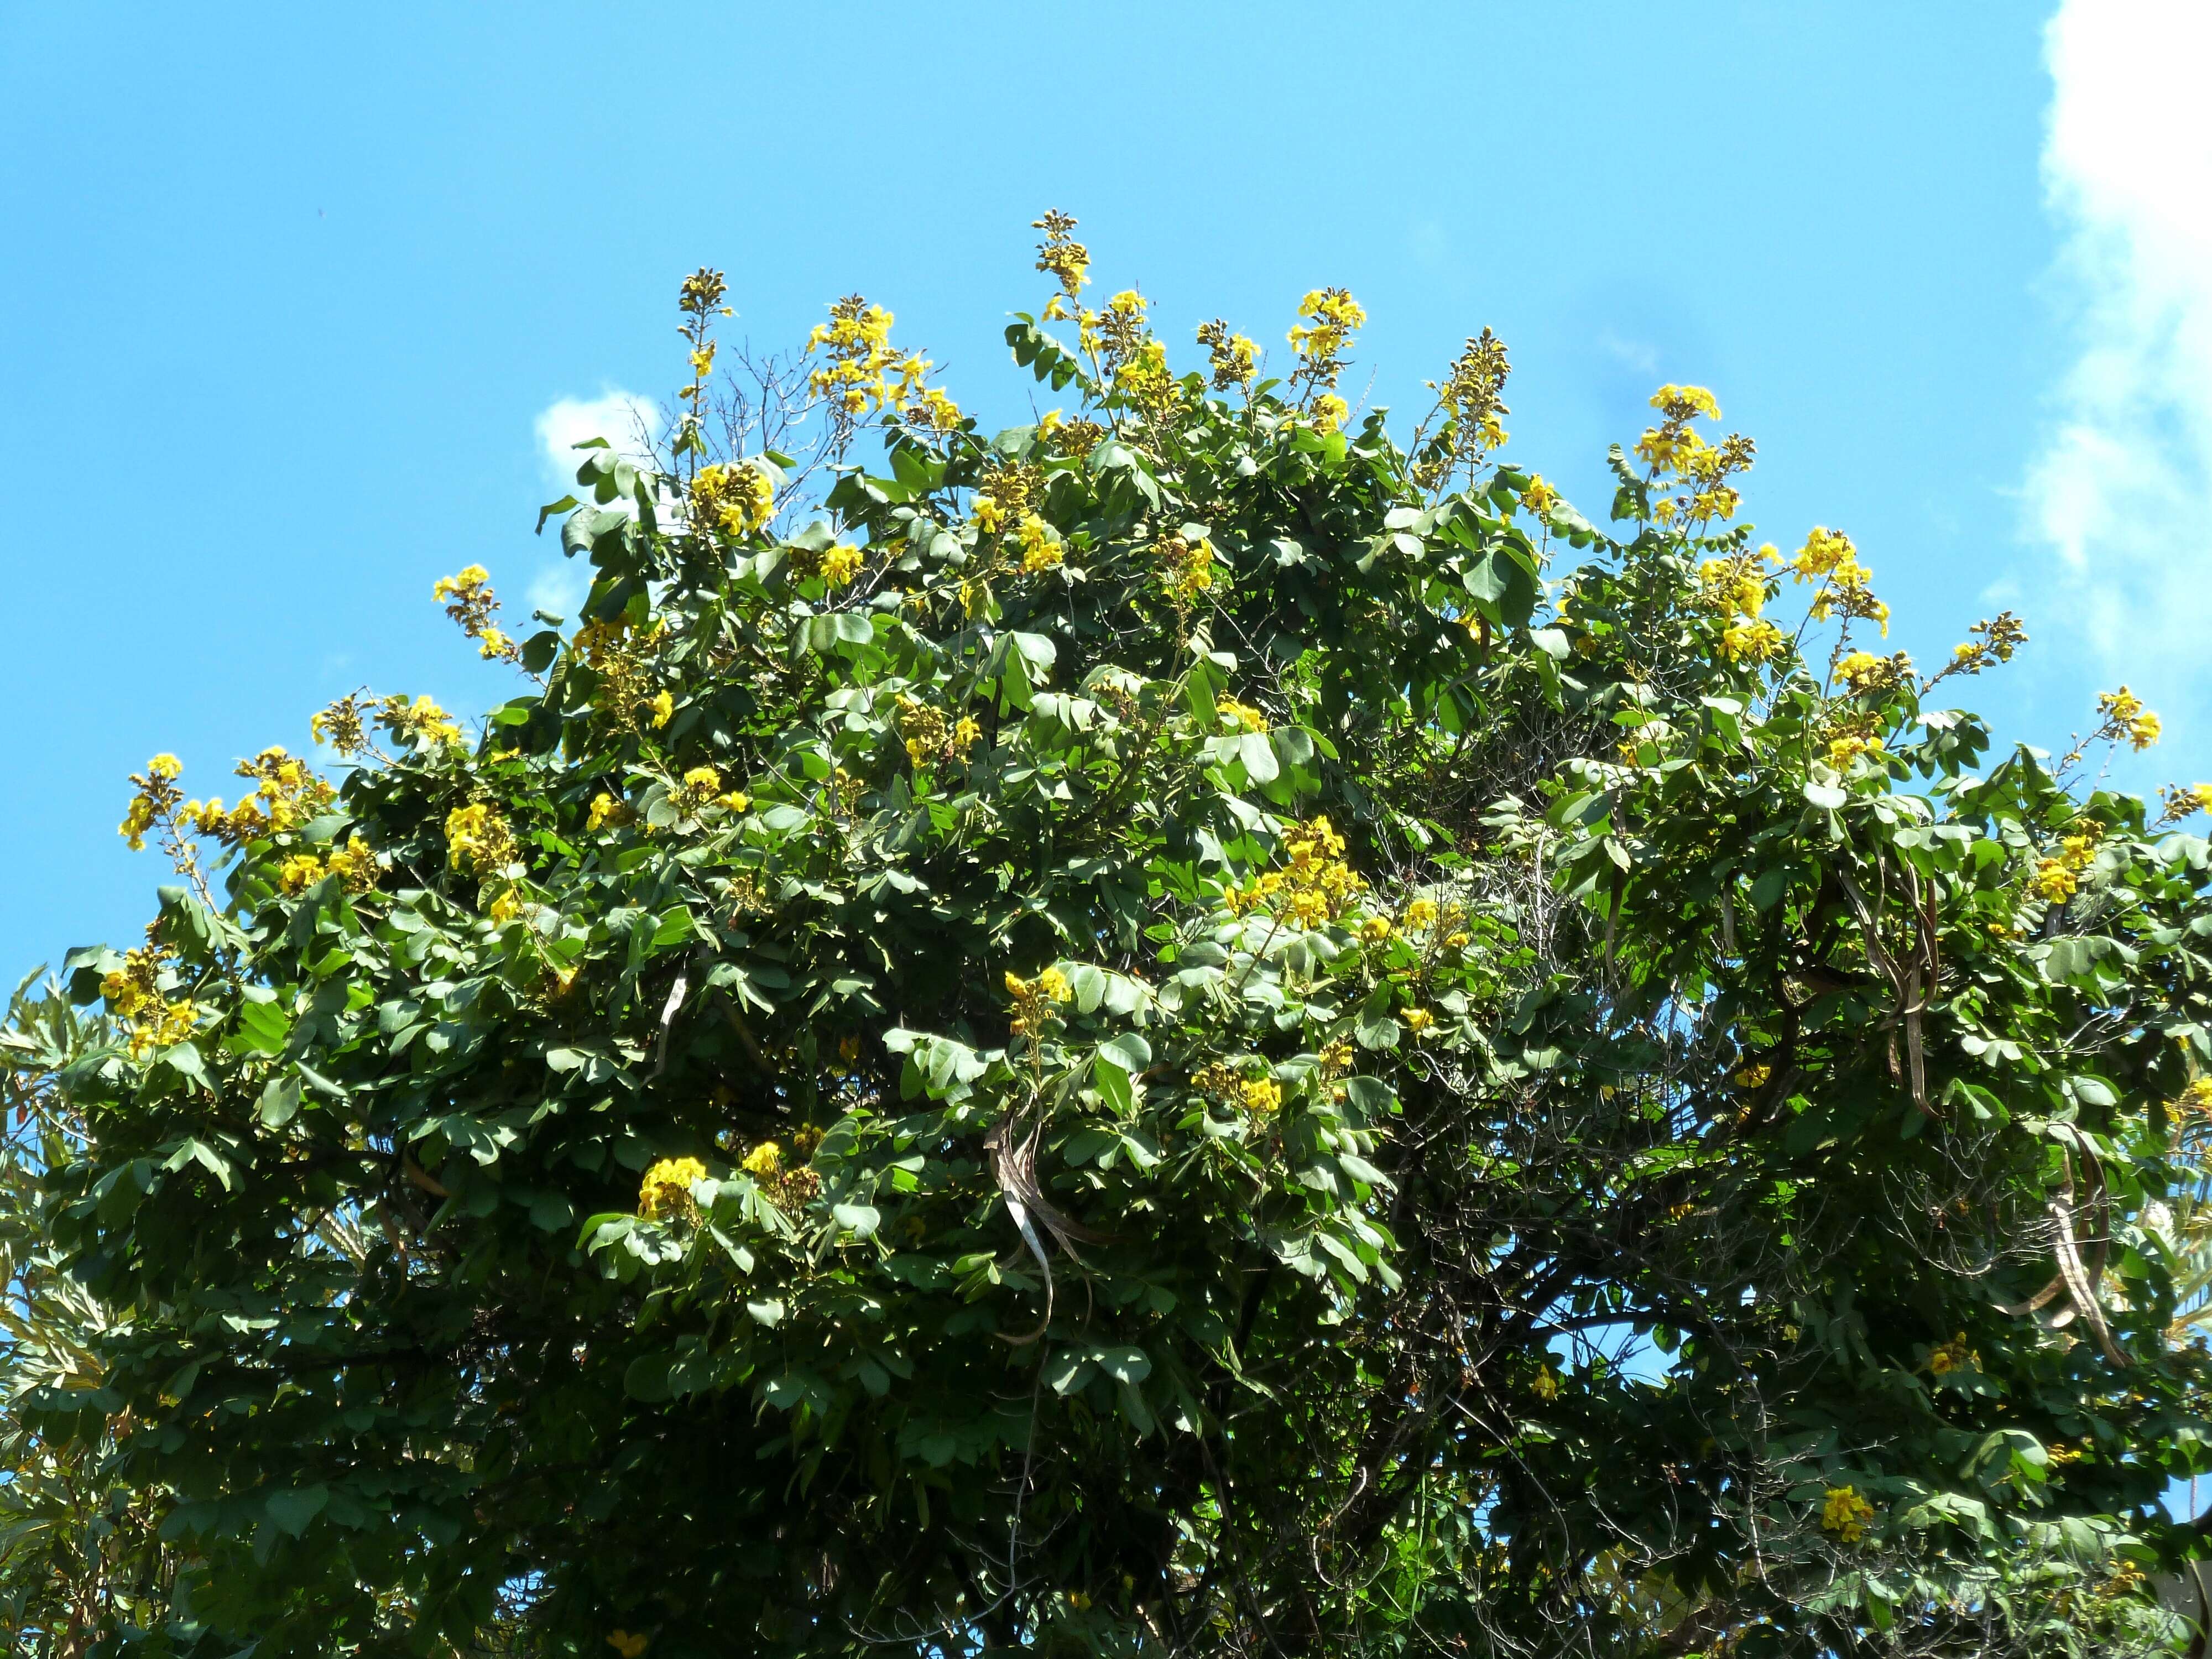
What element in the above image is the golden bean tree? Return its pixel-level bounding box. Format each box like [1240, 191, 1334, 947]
[11, 218, 2212, 1659]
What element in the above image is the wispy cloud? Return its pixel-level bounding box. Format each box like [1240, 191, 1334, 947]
[2026, 1, 2212, 702]
[526, 390, 661, 617]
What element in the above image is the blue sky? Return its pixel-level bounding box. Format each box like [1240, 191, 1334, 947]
[3, 1, 2207, 974]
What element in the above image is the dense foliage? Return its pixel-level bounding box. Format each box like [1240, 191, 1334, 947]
[8, 217, 2212, 1657]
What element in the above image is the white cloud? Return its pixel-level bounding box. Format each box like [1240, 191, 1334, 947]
[2026, 1, 2212, 697]
[528, 389, 661, 617]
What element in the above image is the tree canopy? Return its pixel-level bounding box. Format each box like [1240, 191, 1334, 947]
[8, 216, 2212, 1658]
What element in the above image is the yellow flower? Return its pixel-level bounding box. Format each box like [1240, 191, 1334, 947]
[488, 886, 523, 924]
[1718, 619, 1786, 664]
[1359, 915, 1394, 943]
[1521, 475, 1559, 518]
[608, 1633, 650, 1659]
[148, 753, 183, 780]
[638, 1155, 707, 1219]
[278, 853, 325, 895]
[2031, 859, 2078, 904]
[649, 691, 675, 729]
[1400, 1007, 1435, 1034]
[683, 765, 720, 792]
[1650, 384, 1720, 421]
[716, 791, 750, 813]
[325, 835, 377, 893]
[1288, 288, 1366, 356]
[444, 802, 517, 875]
[1016, 513, 1061, 574]
[741, 1141, 783, 1179]
[1312, 393, 1349, 435]
[1530, 1364, 1562, 1401]
[1793, 526, 1856, 580]
[1820, 1485, 1875, 1544]
[432, 565, 491, 602]
[1405, 898, 1438, 932]
[971, 493, 1005, 534]
[1827, 732, 1883, 770]
[477, 625, 510, 660]
[1005, 965, 1074, 1034]
[1318, 1040, 1355, 1076]
[688, 462, 775, 538]
[587, 792, 630, 831]
[820, 545, 864, 588]
[2099, 686, 2161, 750]
[1927, 1332, 1975, 1376]
[1239, 1076, 1283, 1114]
[1217, 696, 1267, 733]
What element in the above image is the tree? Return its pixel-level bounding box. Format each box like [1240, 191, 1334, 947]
[8, 216, 2212, 1658]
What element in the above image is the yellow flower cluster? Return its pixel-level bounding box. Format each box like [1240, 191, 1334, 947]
[1415, 328, 1511, 488]
[432, 564, 520, 662]
[326, 834, 377, 892]
[1400, 1007, 1436, 1034]
[100, 942, 197, 1060]
[1695, 548, 1784, 665]
[740, 1141, 782, 1179]
[2030, 823, 2102, 904]
[312, 691, 463, 759]
[118, 753, 185, 851]
[1037, 409, 1105, 458]
[1032, 210, 1089, 304]
[1698, 554, 1769, 620]
[1311, 394, 1350, 436]
[1792, 527, 1888, 634]
[1192, 1060, 1280, 1115]
[1521, 475, 1559, 518]
[786, 541, 865, 588]
[1947, 612, 2027, 677]
[1826, 729, 1885, 771]
[1196, 319, 1257, 390]
[1288, 287, 1366, 370]
[638, 1155, 707, 1220]
[1927, 1332, 1977, 1376]
[805, 294, 959, 436]
[1718, 620, 1786, 664]
[898, 697, 982, 770]
[182, 749, 338, 848]
[1635, 385, 1755, 526]
[2159, 782, 2212, 825]
[2175, 1079, 2212, 1130]
[1216, 696, 1267, 733]
[807, 294, 899, 416]
[1225, 815, 1364, 928]
[1005, 965, 1073, 1035]
[688, 461, 775, 539]
[2098, 686, 2161, 751]
[587, 792, 633, 832]
[1015, 513, 1062, 574]
[1820, 1485, 1874, 1544]
[1835, 650, 1911, 696]
[379, 693, 465, 750]
[1155, 533, 1215, 605]
[445, 802, 517, 876]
